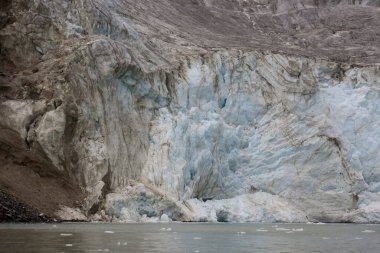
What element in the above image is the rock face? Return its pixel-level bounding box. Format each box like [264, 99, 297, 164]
[1, 0, 380, 222]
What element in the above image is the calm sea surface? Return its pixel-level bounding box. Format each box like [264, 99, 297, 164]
[0, 223, 378, 253]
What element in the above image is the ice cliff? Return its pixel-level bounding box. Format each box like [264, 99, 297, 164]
[1, 0, 380, 223]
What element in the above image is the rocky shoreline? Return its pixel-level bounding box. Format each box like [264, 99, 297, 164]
[0, 190, 54, 223]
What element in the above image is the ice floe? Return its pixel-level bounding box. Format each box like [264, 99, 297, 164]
[361, 230, 376, 233]
[256, 228, 268, 232]
[276, 228, 290, 231]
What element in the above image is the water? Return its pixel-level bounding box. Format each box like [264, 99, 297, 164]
[0, 223, 379, 253]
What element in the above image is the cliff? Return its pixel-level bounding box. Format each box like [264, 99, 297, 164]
[1, 0, 380, 222]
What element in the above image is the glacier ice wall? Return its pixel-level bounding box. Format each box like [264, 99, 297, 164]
[1, 0, 380, 222]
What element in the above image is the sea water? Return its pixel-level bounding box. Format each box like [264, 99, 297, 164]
[0, 223, 379, 252]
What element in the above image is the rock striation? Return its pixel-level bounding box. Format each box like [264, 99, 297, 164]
[0, 0, 380, 222]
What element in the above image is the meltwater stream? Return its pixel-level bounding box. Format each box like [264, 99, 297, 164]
[0, 223, 378, 253]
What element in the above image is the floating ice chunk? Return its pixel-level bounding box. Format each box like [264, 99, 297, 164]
[60, 233, 73, 236]
[123, 242, 128, 246]
[237, 232, 246, 235]
[322, 237, 329, 240]
[52, 225, 57, 228]
[160, 228, 166, 231]
[355, 237, 363, 240]
[256, 228, 268, 232]
[292, 228, 303, 232]
[286, 231, 294, 234]
[65, 244, 73, 247]
[193, 237, 202, 240]
[117, 242, 121, 246]
[361, 230, 376, 233]
[160, 214, 171, 223]
[272, 225, 278, 228]
[195, 251, 199, 253]
[276, 228, 290, 231]
[166, 227, 172, 231]
[104, 231, 115, 234]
